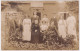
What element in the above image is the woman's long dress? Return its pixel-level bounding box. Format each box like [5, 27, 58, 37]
[66, 16, 77, 42]
[58, 20, 67, 39]
[31, 16, 40, 43]
[22, 19, 31, 41]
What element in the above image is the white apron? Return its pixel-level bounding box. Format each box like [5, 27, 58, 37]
[40, 17, 49, 31]
[58, 20, 67, 39]
[66, 16, 77, 42]
[22, 19, 31, 41]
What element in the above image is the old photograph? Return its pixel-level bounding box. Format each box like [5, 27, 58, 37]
[1, 0, 79, 50]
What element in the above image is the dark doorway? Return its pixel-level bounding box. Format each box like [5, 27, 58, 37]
[64, 13, 66, 20]
[37, 12, 41, 20]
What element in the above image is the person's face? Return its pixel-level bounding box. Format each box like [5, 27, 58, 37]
[51, 22, 54, 26]
[34, 11, 37, 15]
[44, 15, 47, 18]
[60, 14, 63, 19]
[60, 15, 62, 19]
[67, 13, 70, 18]
[34, 14, 37, 18]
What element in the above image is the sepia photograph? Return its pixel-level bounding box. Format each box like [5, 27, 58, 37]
[1, 0, 79, 50]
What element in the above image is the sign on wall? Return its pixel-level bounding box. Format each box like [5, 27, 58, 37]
[31, 1, 43, 7]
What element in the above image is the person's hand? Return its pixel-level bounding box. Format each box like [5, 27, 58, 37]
[35, 30, 37, 32]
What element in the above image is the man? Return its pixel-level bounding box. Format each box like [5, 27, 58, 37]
[66, 14, 77, 43]
[22, 15, 31, 42]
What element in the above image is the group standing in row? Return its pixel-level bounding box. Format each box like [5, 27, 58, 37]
[22, 12, 77, 44]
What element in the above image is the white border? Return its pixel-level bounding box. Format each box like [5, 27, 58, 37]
[79, 0, 80, 50]
[0, 0, 80, 51]
[1, 0, 79, 1]
[0, 0, 1, 50]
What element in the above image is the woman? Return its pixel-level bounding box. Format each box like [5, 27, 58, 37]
[22, 15, 31, 42]
[40, 14, 49, 32]
[58, 15, 66, 39]
[66, 14, 77, 43]
[40, 14, 50, 43]
[31, 11, 40, 43]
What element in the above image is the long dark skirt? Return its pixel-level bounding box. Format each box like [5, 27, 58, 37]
[31, 26, 40, 43]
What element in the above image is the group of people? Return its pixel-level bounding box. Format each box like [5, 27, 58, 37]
[22, 11, 77, 44]
[58, 12, 77, 44]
